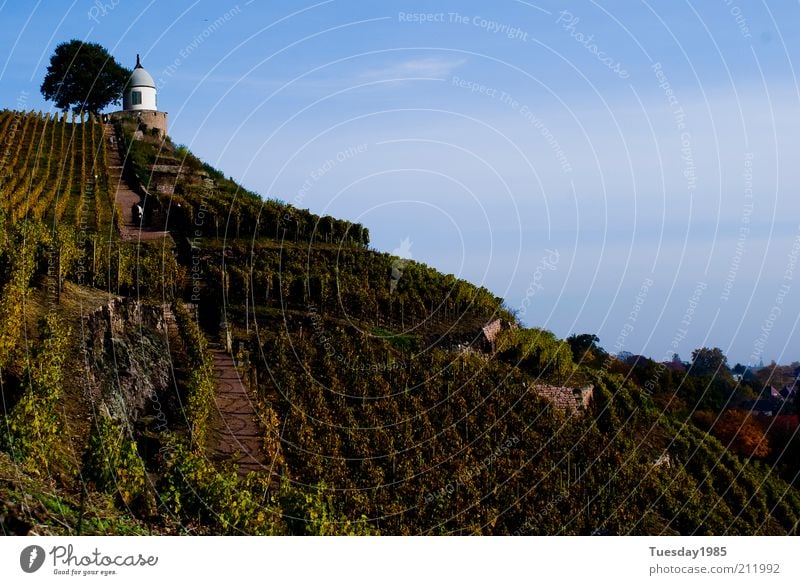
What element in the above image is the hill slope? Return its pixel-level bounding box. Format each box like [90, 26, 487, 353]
[0, 110, 798, 535]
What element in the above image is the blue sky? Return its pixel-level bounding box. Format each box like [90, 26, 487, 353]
[2, 0, 800, 365]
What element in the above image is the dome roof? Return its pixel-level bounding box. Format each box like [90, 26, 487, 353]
[129, 54, 155, 89]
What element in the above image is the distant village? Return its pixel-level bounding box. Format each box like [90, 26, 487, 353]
[618, 350, 798, 419]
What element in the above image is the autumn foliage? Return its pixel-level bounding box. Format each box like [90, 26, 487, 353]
[698, 409, 771, 459]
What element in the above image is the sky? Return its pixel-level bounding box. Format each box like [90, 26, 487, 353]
[1, 0, 799, 365]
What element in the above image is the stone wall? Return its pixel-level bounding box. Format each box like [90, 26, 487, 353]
[532, 384, 594, 415]
[110, 110, 168, 138]
[481, 319, 503, 352]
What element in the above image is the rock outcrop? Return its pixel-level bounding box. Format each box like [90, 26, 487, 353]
[81, 298, 172, 423]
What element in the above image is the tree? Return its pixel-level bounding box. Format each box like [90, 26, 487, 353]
[691, 347, 730, 378]
[566, 333, 607, 365]
[711, 409, 770, 459]
[40, 40, 130, 113]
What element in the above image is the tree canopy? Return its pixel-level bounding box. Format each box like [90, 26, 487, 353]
[40, 40, 130, 113]
[566, 333, 607, 363]
[691, 347, 730, 378]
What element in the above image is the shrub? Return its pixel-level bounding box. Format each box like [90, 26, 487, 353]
[82, 416, 149, 512]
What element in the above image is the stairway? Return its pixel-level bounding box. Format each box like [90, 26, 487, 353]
[103, 123, 168, 241]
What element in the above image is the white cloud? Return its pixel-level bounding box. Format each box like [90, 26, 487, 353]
[358, 57, 467, 82]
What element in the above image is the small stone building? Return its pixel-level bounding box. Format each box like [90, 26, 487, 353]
[111, 54, 168, 137]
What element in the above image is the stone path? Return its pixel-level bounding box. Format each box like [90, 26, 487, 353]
[162, 305, 274, 477]
[209, 348, 272, 477]
[103, 124, 168, 241]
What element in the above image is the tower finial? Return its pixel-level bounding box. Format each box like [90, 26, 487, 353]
[135, 54, 141, 68]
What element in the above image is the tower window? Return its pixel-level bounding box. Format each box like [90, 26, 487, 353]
[132, 91, 142, 105]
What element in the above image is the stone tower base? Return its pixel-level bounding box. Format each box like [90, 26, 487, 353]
[109, 110, 168, 138]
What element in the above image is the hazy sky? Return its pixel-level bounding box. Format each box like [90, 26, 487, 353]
[2, 0, 799, 365]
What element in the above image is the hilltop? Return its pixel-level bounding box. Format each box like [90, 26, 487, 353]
[0, 110, 798, 535]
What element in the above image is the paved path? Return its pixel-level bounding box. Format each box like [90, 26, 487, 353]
[163, 305, 274, 477]
[209, 348, 273, 477]
[103, 124, 168, 241]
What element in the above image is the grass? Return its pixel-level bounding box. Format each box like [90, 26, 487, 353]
[371, 326, 420, 354]
[0, 451, 149, 535]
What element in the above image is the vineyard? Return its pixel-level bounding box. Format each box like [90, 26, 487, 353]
[0, 110, 115, 231]
[1, 109, 799, 535]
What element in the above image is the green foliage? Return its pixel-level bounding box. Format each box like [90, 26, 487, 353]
[82, 415, 149, 512]
[88, 239, 181, 299]
[496, 327, 575, 381]
[172, 302, 215, 450]
[206, 240, 510, 347]
[119, 119, 371, 247]
[0, 222, 45, 369]
[1, 313, 70, 471]
[1, 108, 799, 536]
[656, 419, 800, 534]
[566, 333, 607, 366]
[53, 223, 81, 295]
[690, 347, 730, 378]
[0, 111, 115, 230]
[40, 40, 130, 113]
[583, 372, 799, 535]
[372, 326, 419, 354]
[0, 451, 149, 535]
[159, 439, 278, 534]
[0, 215, 176, 307]
[278, 479, 378, 535]
[253, 323, 571, 534]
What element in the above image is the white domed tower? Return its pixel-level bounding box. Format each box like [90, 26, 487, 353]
[111, 54, 168, 138]
[123, 54, 157, 111]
